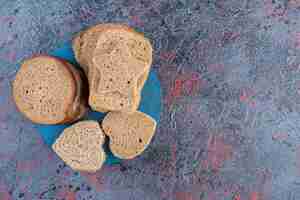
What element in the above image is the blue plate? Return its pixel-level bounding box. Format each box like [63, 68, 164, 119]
[35, 42, 161, 165]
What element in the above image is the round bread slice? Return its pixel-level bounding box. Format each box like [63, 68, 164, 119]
[102, 111, 157, 159]
[13, 56, 85, 124]
[52, 121, 106, 172]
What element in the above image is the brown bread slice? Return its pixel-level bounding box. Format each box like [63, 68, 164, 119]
[74, 29, 150, 96]
[52, 121, 106, 172]
[73, 24, 133, 75]
[91, 65, 150, 113]
[102, 111, 157, 159]
[90, 64, 150, 113]
[13, 55, 82, 124]
[90, 26, 152, 95]
[73, 24, 152, 113]
[88, 69, 147, 113]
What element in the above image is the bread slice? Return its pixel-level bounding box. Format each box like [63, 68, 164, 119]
[73, 24, 153, 113]
[63, 62, 88, 122]
[52, 121, 106, 172]
[89, 90, 140, 113]
[88, 65, 149, 113]
[102, 111, 157, 159]
[73, 24, 134, 75]
[90, 25, 152, 95]
[13, 55, 87, 124]
[74, 25, 151, 94]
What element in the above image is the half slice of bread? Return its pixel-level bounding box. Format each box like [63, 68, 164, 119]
[102, 111, 157, 159]
[52, 121, 106, 172]
[13, 55, 87, 124]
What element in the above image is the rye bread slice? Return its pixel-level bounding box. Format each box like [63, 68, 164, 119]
[52, 120, 106, 172]
[13, 55, 79, 124]
[102, 111, 157, 159]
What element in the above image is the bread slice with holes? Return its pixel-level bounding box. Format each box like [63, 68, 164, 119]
[73, 23, 152, 113]
[52, 121, 106, 172]
[13, 55, 87, 124]
[102, 111, 157, 159]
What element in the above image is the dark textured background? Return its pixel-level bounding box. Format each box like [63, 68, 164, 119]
[1, 0, 300, 199]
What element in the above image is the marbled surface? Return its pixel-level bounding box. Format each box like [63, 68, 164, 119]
[1, 0, 300, 199]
